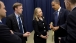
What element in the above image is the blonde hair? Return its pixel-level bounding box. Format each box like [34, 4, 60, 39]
[33, 7, 42, 21]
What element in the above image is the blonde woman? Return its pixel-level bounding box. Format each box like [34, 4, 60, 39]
[33, 7, 48, 43]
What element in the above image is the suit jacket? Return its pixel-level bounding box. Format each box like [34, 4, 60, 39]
[33, 17, 48, 40]
[61, 7, 76, 43]
[6, 14, 27, 42]
[0, 22, 22, 43]
[52, 8, 69, 37]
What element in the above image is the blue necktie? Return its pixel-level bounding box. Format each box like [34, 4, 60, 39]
[55, 11, 58, 26]
[18, 16, 24, 33]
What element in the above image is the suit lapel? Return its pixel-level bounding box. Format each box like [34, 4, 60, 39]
[13, 14, 19, 29]
[58, 8, 62, 22]
[53, 11, 57, 24]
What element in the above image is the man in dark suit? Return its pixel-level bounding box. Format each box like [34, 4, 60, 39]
[50, 0, 76, 43]
[0, 1, 22, 43]
[51, 0, 68, 43]
[6, 2, 30, 43]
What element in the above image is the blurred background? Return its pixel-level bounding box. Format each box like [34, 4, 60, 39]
[1, 0, 65, 43]
[2, 0, 65, 32]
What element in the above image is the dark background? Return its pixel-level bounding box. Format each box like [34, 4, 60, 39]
[2, 0, 65, 32]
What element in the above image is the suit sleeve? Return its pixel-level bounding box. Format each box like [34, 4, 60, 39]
[33, 20, 42, 37]
[59, 10, 69, 30]
[57, 10, 69, 37]
[59, 13, 72, 33]
[58, 10, 71, 37]
[0, 25, 22, 43]
[6, 17, 23, 37]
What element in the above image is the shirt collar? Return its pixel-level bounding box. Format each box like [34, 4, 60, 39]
[15, 13, 20, 18]
[58, 7, 61, 12]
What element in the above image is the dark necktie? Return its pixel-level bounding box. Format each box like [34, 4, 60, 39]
[55, 11, 58, 26]
[18, 16, 24, 33]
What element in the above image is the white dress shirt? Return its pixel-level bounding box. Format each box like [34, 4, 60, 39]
[15, 13, 24, 33]
[57, 7, 61, 16]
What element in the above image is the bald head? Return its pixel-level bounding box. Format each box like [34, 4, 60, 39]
[0, 1, 3, 9]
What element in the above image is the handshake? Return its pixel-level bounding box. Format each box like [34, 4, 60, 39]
[49, 22, 59, 31]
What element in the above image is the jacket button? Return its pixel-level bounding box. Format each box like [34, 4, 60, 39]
[44, 30, 46, 32]
[37, 35, 39, 36]
[43, 23, 44, 25]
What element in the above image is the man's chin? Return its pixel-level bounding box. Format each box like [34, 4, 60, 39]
[2, 16, 6, 18]
[54, 9, 57, 11]
[19, 13, 22, 15]
[66, 8, 71, 11]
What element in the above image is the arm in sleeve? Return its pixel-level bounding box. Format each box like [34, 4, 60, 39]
[0, 25, 22, 43]
[6, 17, 23, 37]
